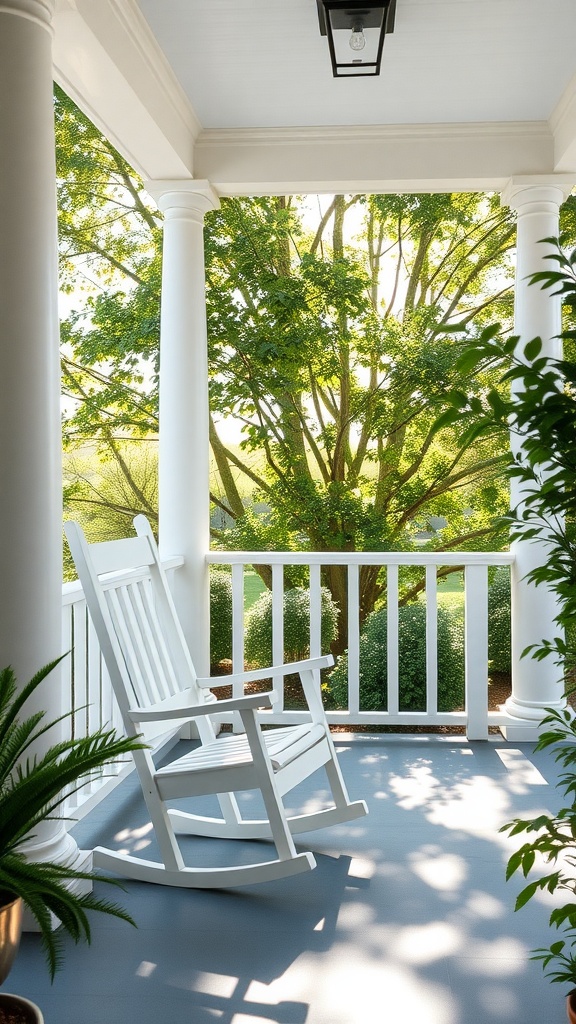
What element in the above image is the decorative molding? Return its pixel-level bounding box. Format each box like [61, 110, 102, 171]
[107, 0, 202, 142]
[549, 72, 576, 137]
[144, 178, 220, 215]
[549, 72, 576, 172]
[196, 120, 552, 150]
[0, 0, 54, 30]
[501, 174, 575, 210]
[195, 120, 555, 198]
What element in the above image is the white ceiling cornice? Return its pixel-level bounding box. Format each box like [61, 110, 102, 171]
[53, 0, 201, 179]
[196, 121, 552, 149]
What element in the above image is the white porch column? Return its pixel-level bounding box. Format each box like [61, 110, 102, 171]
[145, 180, 219, 675]
[500, 175, 574, 740]
[0, 1, 88, 879]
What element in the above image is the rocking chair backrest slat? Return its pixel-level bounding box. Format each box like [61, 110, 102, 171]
[64, 519, 209, 742]
[106, 579, 181, 707]
[133, 578, 182, 701]
[85, 535, 155, 576]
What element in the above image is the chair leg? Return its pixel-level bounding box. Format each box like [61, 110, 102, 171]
[239, 708, 299, 862]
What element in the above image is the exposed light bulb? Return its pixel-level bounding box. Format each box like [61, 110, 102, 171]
[349, 22, 366, 51]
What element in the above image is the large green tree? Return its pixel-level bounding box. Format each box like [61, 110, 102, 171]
[57, 86, 523, 637]
[204, 193, 515, 635]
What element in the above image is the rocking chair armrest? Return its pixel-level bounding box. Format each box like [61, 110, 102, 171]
[197, 654, 334, 689]
[127, 691, 278, 724]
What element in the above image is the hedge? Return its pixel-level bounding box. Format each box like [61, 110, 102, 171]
[488, 567, 511, 674]
[328, 602, 464, 712]
[244, 586, 338, 666]
[210, 569, 233, 665]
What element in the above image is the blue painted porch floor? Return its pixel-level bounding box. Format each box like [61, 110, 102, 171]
[8, 735, 572, 1024]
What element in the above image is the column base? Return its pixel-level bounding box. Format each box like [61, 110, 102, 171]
[498, 694, 566, 742]
[20, 830, 92, 933]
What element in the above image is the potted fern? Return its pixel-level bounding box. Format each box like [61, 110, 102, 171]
[0, 656, 145, 1021]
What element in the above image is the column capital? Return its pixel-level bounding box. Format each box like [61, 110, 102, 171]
[144, 179, 220, 219]
[501, 174, 575, 213]
[0, 0, 54, 30]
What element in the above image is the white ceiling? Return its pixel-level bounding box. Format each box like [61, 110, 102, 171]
[136, 0, 576, 130]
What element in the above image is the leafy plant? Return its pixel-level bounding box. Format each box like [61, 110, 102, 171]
[244, 586, 338, 666]
[441, 235, 576, 992]
[328, 602, 464, 712]
[488, 567, 512, 674]
[0, 657, 145, 979]
[210, 569, 233, 665]
[501, 707, 576, 987]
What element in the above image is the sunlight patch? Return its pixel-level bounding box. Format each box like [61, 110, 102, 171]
[349, 855, 375, 880]
[395, 922, 462, 964]
[135, 961, 157, 978]
[409, 848, 468, 891]
[463, 890, 505, 920]
[462, 937, 527, 967]
[114, 822, 153, 842]
[389, 765, 440, 809]
[496, 748, 548, 785]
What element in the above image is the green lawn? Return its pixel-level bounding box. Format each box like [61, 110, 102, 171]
[244, 570, 266, 610]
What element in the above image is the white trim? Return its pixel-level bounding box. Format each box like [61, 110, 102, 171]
[196, 121, 552, 149]
[194, 120, 555, 197]
[52, 0, 199, 180]
[208, 550, 514, 567]
[550, 72, 576, 173]
[107, 0, 201, 141]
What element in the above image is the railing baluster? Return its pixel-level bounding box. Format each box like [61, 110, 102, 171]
[61, 603, 75, 812]
[387, 564, 399, 716]
[72, 600, 88, 742]
[231, 562, 245, 732]
[347, 564, 360, 715]
[231, 563, 245, 691]
[309, 563, 322, 657]
[425, 565, 438, 716]
[465, 564, 489, 740]
[272, 562, 284, 709]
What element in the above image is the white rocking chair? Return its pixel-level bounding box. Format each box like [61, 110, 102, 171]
[65, 516, 367, 888]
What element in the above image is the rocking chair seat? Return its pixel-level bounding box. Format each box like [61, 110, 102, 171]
[156, 723, 326, 780]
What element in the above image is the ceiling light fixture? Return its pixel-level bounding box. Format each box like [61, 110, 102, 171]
[317, 0, 396, 78]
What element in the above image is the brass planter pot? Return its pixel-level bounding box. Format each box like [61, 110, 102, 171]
[0, 895, 22, 986]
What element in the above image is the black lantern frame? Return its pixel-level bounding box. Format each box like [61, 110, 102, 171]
[317, 0, 396, 78]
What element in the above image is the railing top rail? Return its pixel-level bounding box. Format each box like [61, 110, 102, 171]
[206, 550, 514, 567]
[62, 555, 184, 605]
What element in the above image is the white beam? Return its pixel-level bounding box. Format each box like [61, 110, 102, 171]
[194, 122, 555, 197]
[53, 0, 199, 179]
[550, 73, 576, 173]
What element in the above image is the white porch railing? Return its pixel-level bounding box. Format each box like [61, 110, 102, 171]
[60, 549, 513, 817]
[208, 550, 515, 738]
[60, 556, 184, 818]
